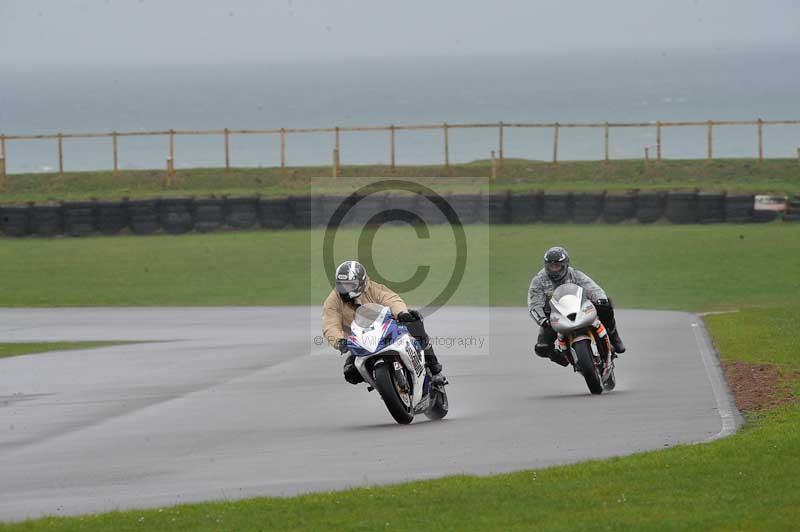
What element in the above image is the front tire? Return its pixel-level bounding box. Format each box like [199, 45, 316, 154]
[374, 360, 414, 424]
[573, 339, 603, 395]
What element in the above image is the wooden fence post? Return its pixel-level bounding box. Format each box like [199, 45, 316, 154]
[604, 122, 609, 162]
[168, 129, 175, 178]
[552, 122, 560, 165]
[498, 121, 504, 170]
[707, 120, 713, 161]
[390, 124, 396, 171]
[224, 128, 230, 172]
[280, 128, 286, 176]
[334, 126, 340, 170]
[656, 121, 662, 161]
[645, 146, 650, 161]
[443, 123, 450, 173]
[490, 150, 497, 179]
[757, 118, 764, 162]
[0, 134, 6, 189]
[57, 132, 64, 176]
[165, 158, 174, 187]
[112, 131, 119, 176]
[797, 147, 799, 165]
[333, 148, 340, 178]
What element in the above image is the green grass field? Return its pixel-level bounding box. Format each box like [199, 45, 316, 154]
[0, 224, 797, 310]
[1, 224, 798, 530]
[0, 342, 131, 360]
[2, 158, 799, 203]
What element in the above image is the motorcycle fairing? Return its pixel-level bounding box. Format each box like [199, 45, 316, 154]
[348, 304, 429, 411]
[549, 284, 598, 334]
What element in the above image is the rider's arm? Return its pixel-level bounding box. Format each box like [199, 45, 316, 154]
[572, 269, 608, 302]
[321, 291, 348, 349]
[527, 273, 548, 325]
[368, 281, 409, 317]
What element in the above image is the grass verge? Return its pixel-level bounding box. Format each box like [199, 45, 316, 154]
[0, 342, 134, 360]
[2, 158, 799, 202]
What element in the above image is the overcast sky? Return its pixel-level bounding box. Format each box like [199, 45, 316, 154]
[1, 0, 799, 68]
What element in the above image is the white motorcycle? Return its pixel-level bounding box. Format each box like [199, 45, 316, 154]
[548, 283, 617, 394]
[347, 303, 449, 424]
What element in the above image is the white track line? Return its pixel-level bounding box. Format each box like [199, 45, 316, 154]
[691, 319, 743, 441]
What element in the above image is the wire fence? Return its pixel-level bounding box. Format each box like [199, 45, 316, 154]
[1, 118, 799, 186]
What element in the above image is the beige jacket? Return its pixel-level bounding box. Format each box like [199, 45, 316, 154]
[321, 278, 408, 348]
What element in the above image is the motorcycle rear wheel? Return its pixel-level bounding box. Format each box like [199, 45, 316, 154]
[573, 339, 603, 395]
[374, 361, 414, 424]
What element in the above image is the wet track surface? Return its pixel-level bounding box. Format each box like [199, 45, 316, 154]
[0, 307, 737, 521]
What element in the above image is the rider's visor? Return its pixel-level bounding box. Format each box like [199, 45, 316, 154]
[336, 280, 361, 294]
[546, 262, 565, 273]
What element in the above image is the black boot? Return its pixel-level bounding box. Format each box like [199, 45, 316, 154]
[534, 342, 554, 358]
[342, 354, 364, 385]
[609, 328, 626, 354]
[535, 324, 558, 358]
[425, 346, 447, 384]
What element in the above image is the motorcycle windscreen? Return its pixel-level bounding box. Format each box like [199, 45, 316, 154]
[354, 302, 387, 328]
[550, 283, 584, 318]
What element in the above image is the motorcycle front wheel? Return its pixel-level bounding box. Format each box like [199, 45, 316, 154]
[374, 360, 414, 424]
[573, 339, 603, 395]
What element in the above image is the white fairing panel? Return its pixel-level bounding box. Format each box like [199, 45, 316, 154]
[349, 304, 426, 410]
[549, 284, 597, 333]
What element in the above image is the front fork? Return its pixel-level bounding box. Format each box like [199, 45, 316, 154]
[557, 322, 614, 374]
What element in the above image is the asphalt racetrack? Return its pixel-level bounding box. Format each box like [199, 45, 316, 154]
[0, 307, 739, 521]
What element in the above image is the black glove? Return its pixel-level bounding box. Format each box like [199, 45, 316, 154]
[539, 318, 551, 329]
[398, 309, 422, 322]
[397, 311, 414, 323]
[336, 338, 349, 354]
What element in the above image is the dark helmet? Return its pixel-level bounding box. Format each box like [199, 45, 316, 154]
[335, 260, 367, 301]
[543, 246, 570, 282]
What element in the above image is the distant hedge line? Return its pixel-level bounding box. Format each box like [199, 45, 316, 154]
[0, 192, 783, 238]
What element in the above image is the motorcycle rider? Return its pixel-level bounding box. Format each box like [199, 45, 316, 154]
[322, 260, 446, 385]
[528, 246, 626, 365]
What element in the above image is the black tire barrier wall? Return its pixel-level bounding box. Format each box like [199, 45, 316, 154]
[96, 200, 128, 235]
[572, 193, 604, 224]
[63, 201, 96, 237]
[288, 195, 313, 228]
[447, 194, 482, 225]
[724, 195, 754, 223]
[193, 198, 225, 233]
[785, 196, 800, 223]
[159, 198, 194, 235]
[479, 193, 510, 224]
[258, 197, 291, 230]
[636, 192, 667, 224]
[665, 192, 698, 224]
[697, 192, 726, 224]
[224, 196, 259, 229]
[1, 205, 31, 237]
[128, 199, 160, 235]
[541, 192, 572, 223]
[0, 192, 781, 237]
[508, 192, 542, 224]
[30, 204, 63, 237]
[603, 193, 637, 223]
